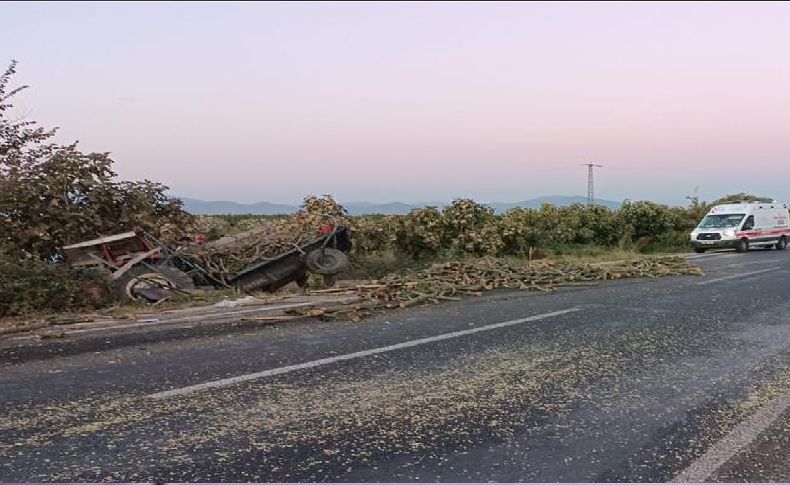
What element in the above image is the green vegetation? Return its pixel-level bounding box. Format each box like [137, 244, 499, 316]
[1, 61, 192, 261]
[1, 61, 191, 317]
[353, 199, 704, 260]
[194, 194, 757, 285]
[0, 258, 116, 317]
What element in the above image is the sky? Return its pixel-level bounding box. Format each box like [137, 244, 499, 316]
[2, 1, 790, 206]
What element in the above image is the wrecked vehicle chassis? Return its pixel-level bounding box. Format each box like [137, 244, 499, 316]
[59, 226, 352, 300]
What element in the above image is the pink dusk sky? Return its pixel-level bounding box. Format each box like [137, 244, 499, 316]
[2, 1, 790, 205]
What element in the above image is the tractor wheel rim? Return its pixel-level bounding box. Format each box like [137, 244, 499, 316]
[125, 273, 172, 299]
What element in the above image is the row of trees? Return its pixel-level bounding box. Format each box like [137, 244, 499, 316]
[350, 193, 767, 259]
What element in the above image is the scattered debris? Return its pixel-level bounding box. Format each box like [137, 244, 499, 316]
[212, 295, 263, 308]
[294, 256, 704, 321]
[45, 315, 95, 326]
[38, 332, 66, 340]
[239, 315, 300, 322]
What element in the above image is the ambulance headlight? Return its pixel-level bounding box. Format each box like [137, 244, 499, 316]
[722, 229, 736, 238]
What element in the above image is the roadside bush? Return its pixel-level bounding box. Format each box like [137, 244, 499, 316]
[618, 201, 679, 240]
[669, 206, 701, 232]
[533, 204, 578, 244]
[1, 61, 193, 259]
[395, 207, 443, 258]
[577, 204, 623, 245]
[643, 230, 692, 253]
[441, 199, 498, 255]
[0, 258, 117, 317]
[352, 215, 399, 255]
[498, 208, 544, 256]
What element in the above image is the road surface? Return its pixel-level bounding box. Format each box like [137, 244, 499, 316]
[2, 250, 790, 482]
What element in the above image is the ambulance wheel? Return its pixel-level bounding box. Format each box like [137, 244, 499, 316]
[694, 248, 706, 253]
[735, 239, 749, 253]
[776, 237, 787, 250]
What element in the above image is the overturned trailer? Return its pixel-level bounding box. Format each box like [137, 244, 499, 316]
[59, 224, 352, 301]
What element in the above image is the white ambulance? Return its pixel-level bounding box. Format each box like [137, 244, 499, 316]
[690, 201, 790, 253]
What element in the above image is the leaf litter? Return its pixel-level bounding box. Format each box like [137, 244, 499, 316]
[0, 321, 735, 481]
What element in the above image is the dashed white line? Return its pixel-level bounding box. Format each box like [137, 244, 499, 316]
[695, 267, 781, 286]
[672, 391, 790, 482]
[148, 307, 582, 399]
[684, 252, 739, 260]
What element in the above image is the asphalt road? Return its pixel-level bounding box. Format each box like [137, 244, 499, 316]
[2, 250, 790, 482]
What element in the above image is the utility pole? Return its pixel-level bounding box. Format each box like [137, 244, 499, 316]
[685, 186, 700, 208]
[583, 163, 603, 206]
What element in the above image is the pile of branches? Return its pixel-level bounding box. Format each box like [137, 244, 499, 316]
[293, 256, 703, 321]
[188, 196, 351, 282]
[189, 219, 309, 281]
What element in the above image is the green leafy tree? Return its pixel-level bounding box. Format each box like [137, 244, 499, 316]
[0, 60, 192, 259]
[618, 200, 679, 240]
[710, 193, 772, 205]
[441, 199, 497, 255]
[395, 207, 443, 258]
[498, 208, 544, 255]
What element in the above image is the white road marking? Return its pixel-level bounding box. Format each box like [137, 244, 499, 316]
[695, 267, 781, 286]
[684, 252, 739, 260]
[722, 260, 784, 269]
[672, 391, 790, 482]
[148, 307, 582, 399]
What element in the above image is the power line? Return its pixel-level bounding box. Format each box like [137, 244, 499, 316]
[582, 163, 603, 206]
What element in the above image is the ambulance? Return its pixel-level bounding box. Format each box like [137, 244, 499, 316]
[690, 201, 790, 253]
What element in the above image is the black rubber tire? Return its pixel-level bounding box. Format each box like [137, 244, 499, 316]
[735, 239, 749, 253]
[776, 237, 787, 250]
[114, 264, 195, 300]
[305, 248, 349, 275]
[694, 248, 706, 254]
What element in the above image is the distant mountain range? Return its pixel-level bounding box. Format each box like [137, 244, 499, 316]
[179, 196, 621, 215]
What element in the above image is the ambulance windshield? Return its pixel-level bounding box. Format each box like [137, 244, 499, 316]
[698, 213, 746, 228]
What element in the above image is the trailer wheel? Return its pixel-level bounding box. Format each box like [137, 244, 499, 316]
[776, 237, 787, 250]
[735, 239, 749, 253]
[305, 248, 349, 275]
[115, 264, 195, 300]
